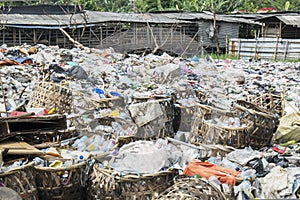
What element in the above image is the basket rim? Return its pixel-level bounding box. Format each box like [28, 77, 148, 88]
[94, 164, 176, 180]
[34, 161, 86, 171]
[0, 162, 34, 176]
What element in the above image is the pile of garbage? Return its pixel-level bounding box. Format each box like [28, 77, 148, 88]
[0, 43, 300, 199]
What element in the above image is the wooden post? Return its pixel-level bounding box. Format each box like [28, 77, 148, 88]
[279, 21, 282, 38]
[33, 29, 37, 44]
[225, 34, 228, 55]
[48, 29, 51, 46]
[274, 37, 279, 61]
[284, 40, 289, 60]
[18, 29, 21, 45]
[238, 39, 241, 59]
[254, 37, 258, 60]
[13, 28, 16, 46]
[89, 27, 91, 47]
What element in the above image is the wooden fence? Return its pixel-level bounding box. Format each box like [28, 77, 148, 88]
[229, 38, 300, 60]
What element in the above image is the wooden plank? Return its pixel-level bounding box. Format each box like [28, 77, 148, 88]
[0, 140, 43, 155]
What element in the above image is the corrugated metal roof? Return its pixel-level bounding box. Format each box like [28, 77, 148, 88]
[1, 11, 193, 27]
[277, 15, 300, 27]
[0, 8, 259, 28]
[157, 12, 260, 25]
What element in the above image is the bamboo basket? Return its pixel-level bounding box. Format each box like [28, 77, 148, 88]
[27, 81, 72, 114]
[238, 93, 284, 118]
[0, 162, 38, 200]
[234, 103, 277, 149]
[130, 97, 175, 139]
[88, 164, 178, 200]
[34, 161, 88, 200]
[173, 104, 198, 133]
[190, 104, 252, 149]
[154, 176, 226, 200]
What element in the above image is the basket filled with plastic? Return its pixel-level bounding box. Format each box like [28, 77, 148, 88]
[154, 176, 226, 200]
[190, 104, 252, 149]
[88, 139, 182, 200]
[0, 161, 38, 200]
[27, 81, 73, 114]
[128, 96, 175, 139]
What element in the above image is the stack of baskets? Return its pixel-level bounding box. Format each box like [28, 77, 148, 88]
[0, 162, 38, 200]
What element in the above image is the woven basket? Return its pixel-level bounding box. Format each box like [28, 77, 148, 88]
[173, 104, 198, 133]
[154, 176, 226, 200]
[34, 161, 88, 200]
[88, 164, 178, 200]
[234, 103, 277, 149]
[238, 93, 284, 118]
[190, 104, 251, 149]
[28, 81, 72, 114]
[0, 162, 38, 200]
[130, 97, 175, 139]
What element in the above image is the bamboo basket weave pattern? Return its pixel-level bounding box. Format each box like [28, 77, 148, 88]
[34, 162, 87, 200]
[0, 162, 38, 200]
[28, 81, 72, 114]
[239, 93, 284, 118]
[234, 103, 277, 149]
[132, 98, 175, 139]
[154, 177, 226, 200]
[190, 104, 251, 149]
[88, 164, 178, 200]
[173, 104, 198, 132]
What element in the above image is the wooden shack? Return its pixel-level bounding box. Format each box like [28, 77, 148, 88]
[0, 5, 258, 56]
[257, 14, 300, 39]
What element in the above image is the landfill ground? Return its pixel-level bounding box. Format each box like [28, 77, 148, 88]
[0, 44, 300, 200]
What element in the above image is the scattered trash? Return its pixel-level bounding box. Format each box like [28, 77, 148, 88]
[0, 43, 300, 199]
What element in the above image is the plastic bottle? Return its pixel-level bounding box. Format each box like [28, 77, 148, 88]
[221, 158, 240, 171]
[4, 161, 22, 172]
[239, 169, 256, 179]
[72, 136, 88, 148]
[208, 176, 221, 191]
[33, 157, 45, 167]
[61, 171, 69, 185]
[101, 139, 115, 152]
[208, 155, 222, 166]
[93, 135, 105, 150]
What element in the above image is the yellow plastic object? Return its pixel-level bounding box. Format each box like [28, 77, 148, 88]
[48, 107, 55, 114]
[110, 109, 120, 117]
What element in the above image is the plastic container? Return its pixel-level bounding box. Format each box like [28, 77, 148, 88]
[221, 159, 240, 171]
